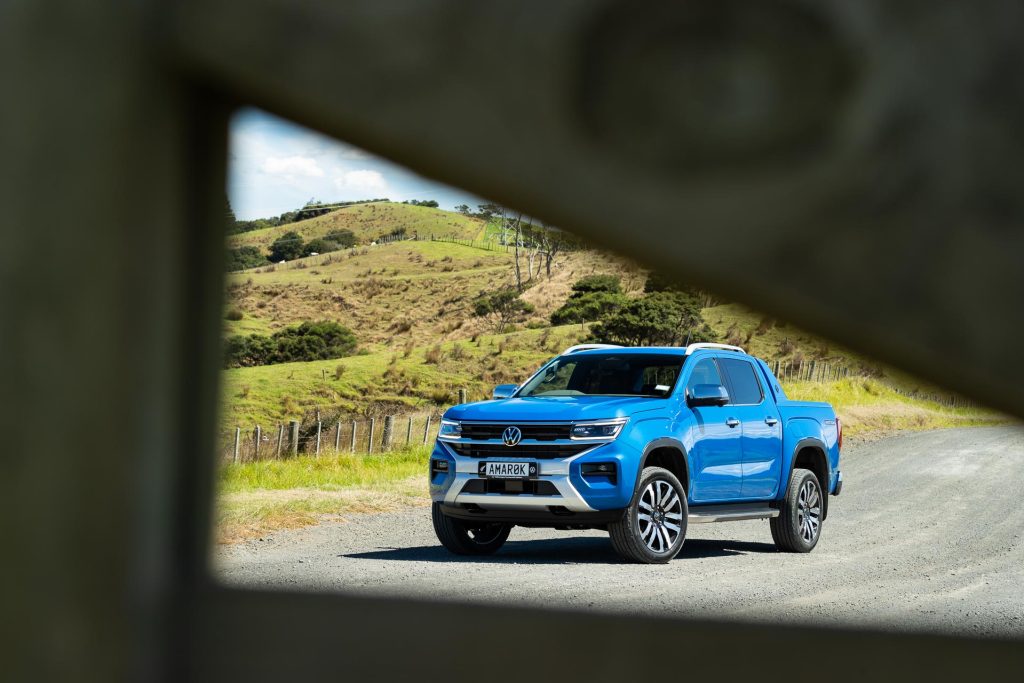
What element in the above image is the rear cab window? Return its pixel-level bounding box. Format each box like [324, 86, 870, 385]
[718, 357, 764, 405]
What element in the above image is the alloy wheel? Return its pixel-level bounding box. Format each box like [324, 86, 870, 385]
[797, 479, 821, 543]
[637, 479, 684, 553]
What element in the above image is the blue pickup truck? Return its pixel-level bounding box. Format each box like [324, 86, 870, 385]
[429, 343, 842, 563]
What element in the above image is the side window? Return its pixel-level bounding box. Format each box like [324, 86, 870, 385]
[685, 358, 723, 395]
[719, 358, 764, 405]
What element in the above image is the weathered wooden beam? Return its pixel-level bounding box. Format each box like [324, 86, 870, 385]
[171, 0, 1024, 417]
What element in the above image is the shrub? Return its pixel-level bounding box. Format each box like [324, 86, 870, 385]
[223, 321, 358, 368]
[324, 228, 356, 249]
[424, 344, 444, 364]
[302, 239, 334, 257]
[224, 307, 244, 321]
[334, 364, 346, 380]
[226, 246, 268, 271]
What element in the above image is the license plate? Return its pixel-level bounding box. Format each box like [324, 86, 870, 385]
[481, 461, 534, 478]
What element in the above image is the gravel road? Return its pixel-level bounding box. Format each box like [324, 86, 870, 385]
[216, 426, 1024, 637]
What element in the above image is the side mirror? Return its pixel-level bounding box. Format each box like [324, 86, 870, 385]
[687, 384, 730, 407]
[492, 384, 518, 400]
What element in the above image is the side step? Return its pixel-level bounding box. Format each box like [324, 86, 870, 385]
[688, 504, 779, 524]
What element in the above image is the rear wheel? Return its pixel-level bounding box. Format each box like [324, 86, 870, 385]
[609, 467, 688, 564]
[431, 503, 512, 556]
[770, 468, 823, 552]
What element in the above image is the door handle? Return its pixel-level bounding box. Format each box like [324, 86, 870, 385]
[765, 417, 779, 426]
[726, 418, 740, 428]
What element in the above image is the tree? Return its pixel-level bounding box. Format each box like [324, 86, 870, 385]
[529, 223, 571, 278]
[644, 271, 717, 307]
[550, 275, 627, 324]
[454, 204, 470, 215]
[588, 291, 716, 346]
[472, 288, 535, 333]
[570, 274, 621, 294]
[268, 231, 304, 262]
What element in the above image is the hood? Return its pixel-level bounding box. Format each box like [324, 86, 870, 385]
[445, 395, 667, 422]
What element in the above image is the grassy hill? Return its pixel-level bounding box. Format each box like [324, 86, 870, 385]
[228, 201, 486, 253]
[220, 204, 996, 433]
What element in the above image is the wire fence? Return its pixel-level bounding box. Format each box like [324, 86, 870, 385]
[770, 358, 974, 409]
[220, 410, 445, 464]
[221, 359, 975, 463]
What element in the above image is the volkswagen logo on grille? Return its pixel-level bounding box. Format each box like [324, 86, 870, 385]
[502, 426, 522, 447]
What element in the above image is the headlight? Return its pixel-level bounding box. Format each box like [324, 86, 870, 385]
[570, 419, 627, 440]
[438, 419, 462, 439]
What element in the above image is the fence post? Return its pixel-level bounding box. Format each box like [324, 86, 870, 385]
[289, 420, 299, 456]
[233, 427, 240, 464]
[350, 420, 357, 453]
[315, 420, 322, 456]
[276, 424, 284, 458]
[253, 425, 261, 460]
[458, 388, 467, 404]
[423, 416, 432, 444]
[406, 417, 413, 445]
[368, 418, 376, 453]
[335, 420, 342, 452]
[382, 415, 394, 451]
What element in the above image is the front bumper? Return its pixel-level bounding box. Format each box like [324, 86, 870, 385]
[429, 439, 634, 513]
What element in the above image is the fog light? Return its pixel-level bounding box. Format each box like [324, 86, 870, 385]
[582, 462, 617, 484]
[431, 459, 449, 476]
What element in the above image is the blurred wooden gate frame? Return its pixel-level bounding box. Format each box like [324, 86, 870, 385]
[3, 0, 1023, 680]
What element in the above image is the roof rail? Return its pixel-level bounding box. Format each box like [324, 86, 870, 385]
[684, 343, 746, 355]
[562, 343, 622, 355]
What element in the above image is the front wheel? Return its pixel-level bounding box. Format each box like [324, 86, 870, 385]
[609, 467, 688, 564]
[431, 503, 512, 556]
[770, 468, 823, 552]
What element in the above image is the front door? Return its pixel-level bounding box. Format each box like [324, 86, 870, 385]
[684, 357, 743, 502]
[718, 357, 783, 500]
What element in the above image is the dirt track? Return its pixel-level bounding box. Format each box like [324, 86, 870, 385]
[216, 426, 1024, 638]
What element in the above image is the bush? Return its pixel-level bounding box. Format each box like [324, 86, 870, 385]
[325, 228, 356, 249]
[226, 246, 268, 271]
[302, 238, 334, 257]
[225, 307, 244, 321]
[224, 321, 358, 368]
[589, 291, 716, 347]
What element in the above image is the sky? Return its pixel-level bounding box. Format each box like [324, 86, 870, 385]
[228, 108, 482, 220]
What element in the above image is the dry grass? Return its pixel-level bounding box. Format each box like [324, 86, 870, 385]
[216, 477, 430, 543]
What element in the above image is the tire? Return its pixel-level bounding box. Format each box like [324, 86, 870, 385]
[431, 503, 512, 556]
[609, 467, 688, 564]
[770, 468, 823, 553]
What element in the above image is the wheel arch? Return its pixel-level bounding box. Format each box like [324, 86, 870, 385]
[638, 438, 691, 498]
[788, 437, 830, 519]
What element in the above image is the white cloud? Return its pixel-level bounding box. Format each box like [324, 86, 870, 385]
[334, 169, 388, 192]
[260, 155, 324, 177]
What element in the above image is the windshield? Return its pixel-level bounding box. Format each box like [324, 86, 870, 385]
[517, 353, 685, 398]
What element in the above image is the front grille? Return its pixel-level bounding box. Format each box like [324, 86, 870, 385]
[459, 423, 572, 441]
[461, 479, 560, 495]
[448, 443, 592, 459]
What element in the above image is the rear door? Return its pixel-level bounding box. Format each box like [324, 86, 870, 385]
[683, 356, 743, 502]
[718, 357, 783, 500]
